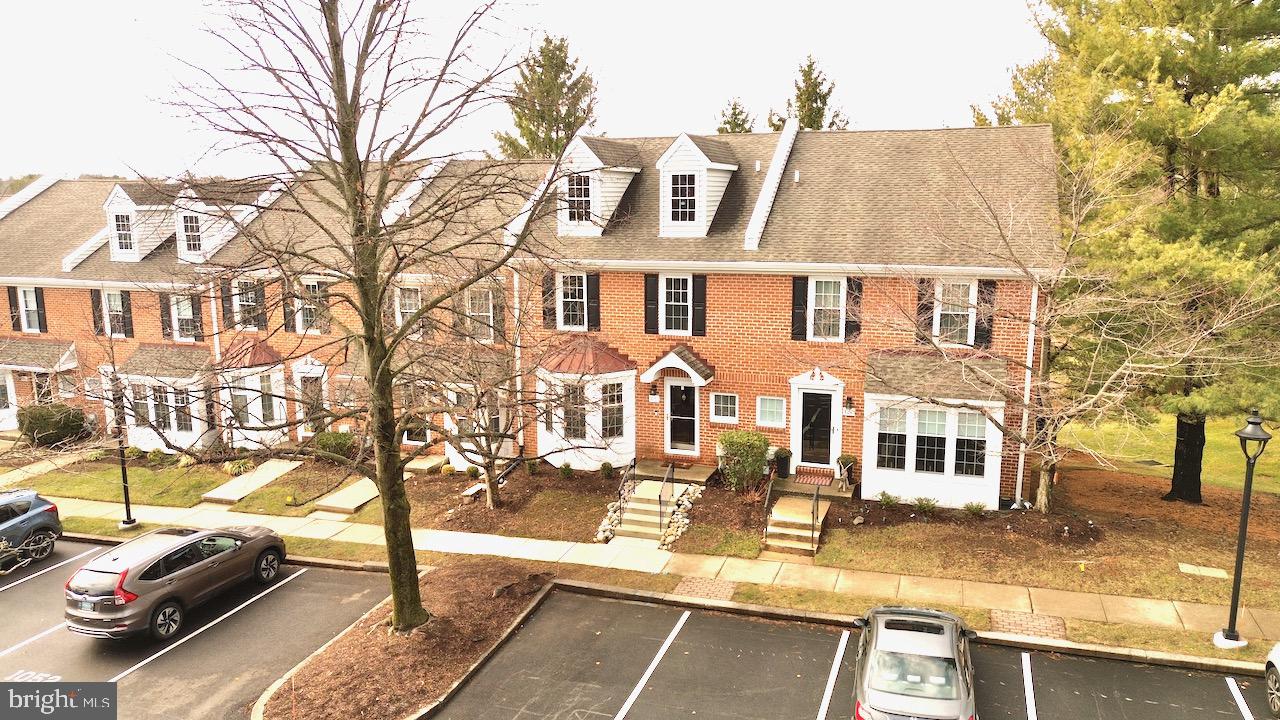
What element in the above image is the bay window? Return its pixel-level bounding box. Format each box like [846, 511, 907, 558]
[563, 384, 586, 440]
[601, 382, 624, 439]
[914, 408, 947, 473]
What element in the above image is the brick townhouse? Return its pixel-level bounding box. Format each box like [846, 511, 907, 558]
[0, 120, 1058, 510]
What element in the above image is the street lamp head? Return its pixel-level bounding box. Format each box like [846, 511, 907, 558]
[1236, 409, 1271, 461]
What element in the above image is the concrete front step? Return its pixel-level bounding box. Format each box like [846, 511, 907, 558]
[615, 525, 663, 540]
[315, 477, 381, 514]
[620, 515, 669, 530]
[764, 536, 820, 556]
[770, 496, 831, 524]
[634, 460, 716, 485]
[767, 524, 822, 540]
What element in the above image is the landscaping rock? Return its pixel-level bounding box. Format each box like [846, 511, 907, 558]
[853, 515, 865, 526]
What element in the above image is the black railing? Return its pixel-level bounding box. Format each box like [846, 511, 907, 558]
[811, 485, 820, 548]
[616, 458, 638, 522]
[658, 463, 675, 529]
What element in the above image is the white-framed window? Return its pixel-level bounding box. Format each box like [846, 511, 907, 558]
[875, 406, 908, 470]
[601, 381, 624, 439]
[104, 290, 126, 337]
[152, 386, 172, 431]
[955, 411, 987, 477]
[466, 287, 494, 341]
[660, 274, 692, 335]
[557, 273, 587, 331]
[669, 173, 696, 222]
[298, 281, 323, 332]
[230, 379, 252, 426]
[58, 374, 77, 398]
[233, 281, 259, 329]
[17, 288, 40, 333]
[173, 389, 193, 432]
[298, 375, 326, 435]
[809, 277, 844, 341]
[562, 383, 586, 440]
[710, 393, 738, 424]
[130, 383, 149, 423]
[114, 214, 133, 251]
[181, 215, 202, 253]
[33, 373, 53, 404]
[914, 408, 947, 473]
[172, 295, 197, 341]
[935, 280, 977, 346]
[396, 286, 421, 328]
[756, 396, 786, 428]
[566, 174, 591, 223]
[259, 374, 276, 423]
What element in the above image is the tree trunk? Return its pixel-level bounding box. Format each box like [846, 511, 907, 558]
[1035, 461, 1056, 514]
[1165, 412, 1205, 503]
[484, 459, 501, 509]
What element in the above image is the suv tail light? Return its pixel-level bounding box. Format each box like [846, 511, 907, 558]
[854, 701, 870, 720]
[42, 503, 57, 513]
[112, 569, 138, 605]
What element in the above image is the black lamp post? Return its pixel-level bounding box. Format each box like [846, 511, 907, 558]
[1215, 409, 1270, 649]
[111, 376, 136, 530]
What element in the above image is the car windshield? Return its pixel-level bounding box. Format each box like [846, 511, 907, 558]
[67, 569, 119, 596]
[867, 650, 960, 700]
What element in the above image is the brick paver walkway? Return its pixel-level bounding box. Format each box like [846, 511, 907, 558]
[673, 576, 737, 601]
[990, 609, 1067, 639]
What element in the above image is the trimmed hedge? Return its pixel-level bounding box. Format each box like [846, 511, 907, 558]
[18, 403, 87, 447]
[313, 431, 356, 460]
[719, 430, 770, 492]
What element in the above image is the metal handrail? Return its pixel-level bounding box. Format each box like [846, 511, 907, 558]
[616, 458, 638, 521]
[811, 485, 820, 548]
[658, 463, 675, 530]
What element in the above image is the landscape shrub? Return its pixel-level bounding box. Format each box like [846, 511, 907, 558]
[17, 404, 87, 447]
[719, 430, 770, 492]
[440, 464, 455, 476]
[176, 454, 198, 468]
[875, 491, 900, 508]
[962, 502, 986, 518]
[560, 462, 574, 480]
[466, 465, 480, 479]
[313, 431, 356, 461]
[600, 462, 614, 480]
[85, 448, 108, 462]
[124, 446, 145, 460]
[223, 458, 256, 476]
[146, 448, 172, 465]
[913, 497, 939, 516]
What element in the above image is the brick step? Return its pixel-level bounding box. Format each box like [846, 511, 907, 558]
[614, 525, 663, 540]
[762, 537, 819, 556]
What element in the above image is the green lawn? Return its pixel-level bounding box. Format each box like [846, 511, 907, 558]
[30, 461, 227, 507]
[1063, 413, 1280, 494]
[231, 462, 354, 517]
[672, 525, 762, 558]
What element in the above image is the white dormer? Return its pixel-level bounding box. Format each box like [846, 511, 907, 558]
[656, 134, 738, 239]
[103, 185, 144, 263]
[557, 136, 640, 237]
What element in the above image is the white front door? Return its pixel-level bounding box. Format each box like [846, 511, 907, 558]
[0, 371, 15, 431]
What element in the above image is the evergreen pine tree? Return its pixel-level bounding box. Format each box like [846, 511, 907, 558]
[767, 56, 848, 131]
[495, 36, 597, 159]
[716, 98, 755, 134]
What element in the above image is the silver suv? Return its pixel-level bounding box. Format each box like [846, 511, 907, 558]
[64, 526, 285, 640]
[851, 607, 978, 720]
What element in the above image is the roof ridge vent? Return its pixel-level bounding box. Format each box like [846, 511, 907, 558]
[743, 118, 799, 251]
[0, 175, 62, 223]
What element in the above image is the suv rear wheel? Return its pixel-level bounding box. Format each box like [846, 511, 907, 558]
[1266, 664, 1279, 718]
[21, 530, 56, 561]
[254, 549, 282, 584]
[150, 601, 183, 641]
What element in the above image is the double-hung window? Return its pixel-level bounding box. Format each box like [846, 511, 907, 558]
[711, 393, 738, 424]
[397, 286, 421, 329]
[557, 273, 587, 331]
[33, 374, 53, 404]
[104, 291, 126, 336]
[562, 384, 586, 440]
[875, 407, 908, 470]
[660, 274, 691, 335]
[230, 380, 251, 427]
[130, 383, 149, 424]
[810, 278, 844, 341]
[173, 296, 197, 341]
[566, 175, 591, 223]
[757, 396, 786, 429]
[152, 387, 172, 431]
[298, 281, 325, 332]
[233, 281, 259, 329]
[466, 287, 494, 341]
[17, 288, 40, 332]
[601, 382, 624, 439]
[182, 215, 202, 253]
[114, 214, 133, 251]
[914, 408, 947, 473]
[954, 411, 986, 476]
[936, 281, 976, 345]
[259, 375, 276, 423]
[173, 389, 193, 432]
[670, 173, 696, 222]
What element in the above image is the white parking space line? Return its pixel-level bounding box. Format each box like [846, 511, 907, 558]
[1226, 677, 1255, 720]
[815, 630, 850, 720]
[1021, 652, 1039, 720]
[613, 609, 691, 720]
[108, 568, 308, 683]
[0, 547, 100, 593]
[0, 623, 66, 658]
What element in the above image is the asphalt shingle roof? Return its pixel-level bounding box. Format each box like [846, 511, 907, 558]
[118, 344, 211, 378]
[0, 338, 74, 371]
[864, 349, 1008, 401]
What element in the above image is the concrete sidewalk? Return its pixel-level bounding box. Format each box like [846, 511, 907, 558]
[48, 494, 1280, 642]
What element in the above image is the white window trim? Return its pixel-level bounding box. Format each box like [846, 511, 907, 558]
[563, 174, 594, 225]
[295, 279, 324, 335]
[710, 392, 739, 424]
[395, 285, 423, 330]
[933, 279, 978, 347]
[466, 287, 495, 343]
[113, 213, 134, 251]
[181, 214, 203, 253]
[16, 287, 40, 334]
[171, 295, 197, 343]
[102, 290, 126, 339]
[555, 272, 588, 332]
[807, 275, 846, 342]
[231, 281, 259, 330]
[658, 273, 693, 337]
[666, 171, 699, 225]
[756, 395, 786, 429]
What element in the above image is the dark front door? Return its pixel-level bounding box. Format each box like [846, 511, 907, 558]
[668, 384, 696, 451]
[800, 392, 833, 465]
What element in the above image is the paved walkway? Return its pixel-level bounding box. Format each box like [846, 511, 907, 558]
[46, 494, 1280, 642]
[0, 450, 95, 489]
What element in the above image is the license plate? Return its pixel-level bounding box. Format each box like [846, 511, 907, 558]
[77, 601, 94, 611]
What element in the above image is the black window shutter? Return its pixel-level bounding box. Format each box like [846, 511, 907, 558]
[220, 280, 235, 325]
[33, 287, 47, 332]
[491, 286, 505, 340]
[974, 279, 997, 349]
[120, 291, 134, 338]
[158, 292, 172, 339]
[643, 274, 659, 335]
[844, 277, 862, 341]
[586, 273, 601, 331]
[90, 289, 105, 336]
[5, 287, 18, 331]
[915, 279, 934, 344]
[253, 282, 267, 329]
[692, 274, 707, 337]
[790, 276, 808, 341]
[541, 272, 556, 329]
[281, 279, 296, 333]
[191, 294, 205, 340]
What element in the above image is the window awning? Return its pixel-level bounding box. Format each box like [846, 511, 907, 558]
[0, 338, 76, 372]
[640, 344, 714, 387]
[539, 337, 635, 376]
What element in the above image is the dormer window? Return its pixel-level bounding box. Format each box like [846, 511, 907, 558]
[670, 173, 696, 222]
[114, 214, 134, 251]
[182, 215, 202, 253]
[566, 175, 591, 222]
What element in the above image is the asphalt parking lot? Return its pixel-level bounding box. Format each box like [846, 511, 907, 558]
[1, 539, 387, 719]
[436, 590, 1276, 720]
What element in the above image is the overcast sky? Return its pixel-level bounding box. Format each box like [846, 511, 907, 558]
[0, 0, 1050, 179]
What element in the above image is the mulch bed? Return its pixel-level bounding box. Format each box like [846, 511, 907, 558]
[263, 558, 548, 720]
[681, 484, 767, 536]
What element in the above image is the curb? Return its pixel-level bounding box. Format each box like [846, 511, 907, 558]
[61, 532, 390, 573]
[977, 631, 1266, 677]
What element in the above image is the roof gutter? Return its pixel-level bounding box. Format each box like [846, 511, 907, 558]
[0, 277, 201, 291]
[526, 258, 1053, 280]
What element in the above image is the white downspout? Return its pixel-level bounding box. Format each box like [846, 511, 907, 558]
[1014, 282, 1039, 505]
[512, 270, 525, 453]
